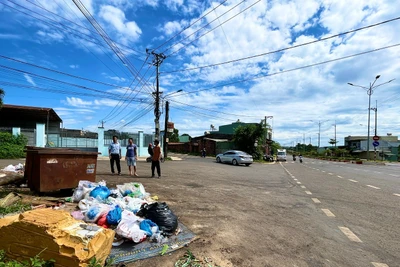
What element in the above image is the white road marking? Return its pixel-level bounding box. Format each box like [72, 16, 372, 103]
[294, 178, 298, 181]
[348, 179, 358, 183]
[305, 191, 312, 195]
[297, 181, 301, 184]
[373, 171, 382, 174]
[321, 171, 326, 173]
[389, 174, 400, 177]
[328, 173, 333, 175]
[338, 227, 363, 242]
[321, 209, 336, 217]
[337, 175, 343, 178]
[366, 185, 381, 190]
[312, 198, 321, 203]
[300, 185, 306, 189]
[371, 262, 389, 267]
[316, 169, 320, 171]
[393, 193, 400, 197]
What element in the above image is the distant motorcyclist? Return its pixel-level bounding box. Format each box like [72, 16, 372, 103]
[293, 154, 296, 161]
[299, 154, 303, 163]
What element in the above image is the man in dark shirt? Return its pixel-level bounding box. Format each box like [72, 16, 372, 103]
[151, 140, 162, 178]
[125, 138, 138, 176]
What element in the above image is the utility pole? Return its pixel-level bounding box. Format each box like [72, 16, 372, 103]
[148, 50, 166, 141]
[370, 101, 378, 161]
[348, 75, 394, 160]
[310, 120, 329, 148]
[333, 120, 337, 148]
[163, 101, 169, 158]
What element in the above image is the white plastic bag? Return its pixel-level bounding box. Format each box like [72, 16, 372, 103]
[124, 197, 146, 213]
[115, 210, 147, 243]
[117, 183, 146, 198]
[84, 203, 111, 223]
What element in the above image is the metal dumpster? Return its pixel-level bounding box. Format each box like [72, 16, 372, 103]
[24, 146, 98, 192]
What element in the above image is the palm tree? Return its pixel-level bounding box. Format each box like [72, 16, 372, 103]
[0, 88, 4, 108]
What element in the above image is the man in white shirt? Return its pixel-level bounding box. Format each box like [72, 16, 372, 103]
[108, 135, 122, 175]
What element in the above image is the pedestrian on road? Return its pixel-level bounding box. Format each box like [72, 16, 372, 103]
[109, 135, 122, 175]
[126, 138, 138, 176]
[201, 148, 206, 158]
[151, 140, 162, 178]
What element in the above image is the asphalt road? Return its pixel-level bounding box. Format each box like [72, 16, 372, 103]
[97, 155, 400, 267]
[2, 156, 399, 266]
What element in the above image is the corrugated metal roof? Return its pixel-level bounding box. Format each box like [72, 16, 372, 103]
[0, 104, 62, 122]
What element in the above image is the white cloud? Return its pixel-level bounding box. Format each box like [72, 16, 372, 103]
[23, 74, 36, 86]
[98, 5, 142, 45]
[63, 97, 93, 107]
[0, 33, 21, 39]
[69, 64, 79, 69]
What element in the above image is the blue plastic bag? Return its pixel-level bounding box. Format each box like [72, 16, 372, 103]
[106, 205, 122, 225]
[89, 186, 111, 200]
[139, 219, 158, 236]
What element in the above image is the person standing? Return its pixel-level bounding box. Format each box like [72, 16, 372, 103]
[151, 140, 162, 178]
[109, 135, 122, 175]
[126, 138, 138, 176]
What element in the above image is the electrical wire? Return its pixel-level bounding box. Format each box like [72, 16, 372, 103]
[152, 0, 228, 51]
[162, 16, 400, 73]
[168, 1, 262, 57]
[169, 42, 400, 97]
[162, 0, 249, 55]
[167, 98, 261, 118]
[25, 0, 145, 57]
[72, 0, 155, 95]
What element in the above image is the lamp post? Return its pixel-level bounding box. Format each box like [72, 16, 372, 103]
[348, 75, 395, 160]
[310, 120, 329, 148]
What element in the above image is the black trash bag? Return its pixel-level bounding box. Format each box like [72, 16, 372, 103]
[137, 202, 178, 234]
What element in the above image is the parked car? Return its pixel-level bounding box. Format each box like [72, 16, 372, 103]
[216, 150, 253, 166]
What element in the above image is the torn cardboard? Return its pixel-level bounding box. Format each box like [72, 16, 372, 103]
[0, 209, 114, 267]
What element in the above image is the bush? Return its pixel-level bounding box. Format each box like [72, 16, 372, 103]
[0, 133, 27, 159]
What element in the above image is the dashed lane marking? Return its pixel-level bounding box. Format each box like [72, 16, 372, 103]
[328, 173, 333, 175]
[300, 185, 306, 189]
[312, 198, 321, 203]
[321, 171, 326, 173]
[305, 191, 312, 195]
[389, 174, 400, 177]
[371, 262, 389, 267]
[321, 209, 336, 217]
[337, 175, 343, 178]
[294, 178, 298, 181]
[393, 193, 400, 197]
[297, 181, 302, 184]
[339, 227, 363, 243]
[366, 185, 381, 190]
[348, 179, 358, 183]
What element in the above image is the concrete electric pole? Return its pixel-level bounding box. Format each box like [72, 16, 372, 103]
[148, 50, 166, 141]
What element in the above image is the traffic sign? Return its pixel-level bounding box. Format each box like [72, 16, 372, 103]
[372, 141, 379, 147]
[373, 136, 380, 141]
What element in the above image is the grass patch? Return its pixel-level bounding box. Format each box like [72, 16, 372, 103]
[0, 249, 55, 267]
[175, 250, 221, 267]
[0, 201, 31, 216]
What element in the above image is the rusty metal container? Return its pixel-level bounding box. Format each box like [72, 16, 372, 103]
[24, 146, 98, 192]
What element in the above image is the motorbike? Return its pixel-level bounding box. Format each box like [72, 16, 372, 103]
[293, 155, 296, 161]
[263, 154, 274, 162]
[299, 157, 303, 163]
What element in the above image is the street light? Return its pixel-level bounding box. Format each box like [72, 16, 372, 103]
[348, 75, 395, 160]
[163, 89, 183, 98]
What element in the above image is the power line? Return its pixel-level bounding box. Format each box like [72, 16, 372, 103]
[170, 42, 400, 97]
[167, 0, 261, 57]
[162, 16, 400, 73]
[168, 98, 261, 118]
[152, 0, 228, 51]
[162, 0, 248, 55]
[24, 0, 145, 57]
[72, 0, 155, 95]
[0, 55, 142, 92]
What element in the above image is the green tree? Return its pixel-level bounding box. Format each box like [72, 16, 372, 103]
[329, 138, 338, 146]
[169, 128, 180, 142]
[0, 88, 4, 107]
[233, 123, 265, 157]
[0, 132, 28, 159]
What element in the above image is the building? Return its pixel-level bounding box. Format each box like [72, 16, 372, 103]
[0, 104, 62, 146]
[344, 135, 399, 161]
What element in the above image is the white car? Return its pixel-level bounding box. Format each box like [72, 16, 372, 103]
[216, 150, 253, 166]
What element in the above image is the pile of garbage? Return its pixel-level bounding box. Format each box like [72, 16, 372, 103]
[69, 180, 178, 246]
[0, 163, 26, 187]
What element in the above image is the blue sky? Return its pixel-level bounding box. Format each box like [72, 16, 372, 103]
[0, 0, 399, 147]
